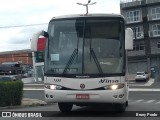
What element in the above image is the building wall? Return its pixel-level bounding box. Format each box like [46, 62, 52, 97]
[0, 50, 33, 65]
[127, 50, 145, 56]
[150, 57, 160, 68]
[120, 0, 160, 74]
[128, 60, 148, 73]
[150, 39, 160, 54]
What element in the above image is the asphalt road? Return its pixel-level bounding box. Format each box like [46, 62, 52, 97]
[23, 90, 45, 101]
[5, 91, 160, 111]
[1, 76, 160, 119]
[23, 75, 160, 101]
[2, 91, 160, 119]
[23, 90, 160, 101]
[1, 97, 160, 119]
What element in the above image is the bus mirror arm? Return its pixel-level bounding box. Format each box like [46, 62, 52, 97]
[41, 31, 49, 38]
[31, 30, 48, 51]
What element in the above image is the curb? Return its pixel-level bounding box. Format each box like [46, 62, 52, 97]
[21, 98, 47, 106]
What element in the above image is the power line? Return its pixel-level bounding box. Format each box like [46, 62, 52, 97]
[0, 23, 48, 29]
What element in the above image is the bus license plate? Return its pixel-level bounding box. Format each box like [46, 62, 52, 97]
[76, 94, 90, 99]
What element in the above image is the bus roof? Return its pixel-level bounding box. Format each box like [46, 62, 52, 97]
[50, 14, 125, 21]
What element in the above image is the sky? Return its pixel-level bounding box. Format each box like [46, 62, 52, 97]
[0, 0, 121, 52]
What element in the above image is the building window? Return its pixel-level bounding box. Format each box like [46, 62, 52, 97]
[151, 7, 160, 20]
[133, 44, 145, 51]
[139, 44, 144, 50]
[126, 10, 141, 23]
[157, 42, 160, 48]
[131, 26, 143, 39]
[152, 24, 160, 37]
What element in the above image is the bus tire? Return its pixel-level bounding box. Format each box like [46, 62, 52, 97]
[115, 103, 126, 112]
[58, 103, 73, 112]
[126, 101, 128, 107]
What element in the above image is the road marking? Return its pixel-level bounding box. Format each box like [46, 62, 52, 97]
[155, 101, 160, 104]
[141, 94, 160, 96]
[23, 88, 44, 90]
[132, 99, 144, 103]
[144, 79, 154, 86]
[129, 88, 160, 91]
[129, 99, 160, 104]
[24, 84, 44, 86]
[144, 100, 155, 103]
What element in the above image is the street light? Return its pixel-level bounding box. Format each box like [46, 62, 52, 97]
[77, 0, 97, 14]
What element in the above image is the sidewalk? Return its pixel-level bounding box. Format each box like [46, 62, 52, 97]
[21, 77, 35, 83]
[22, 98, 47, 106]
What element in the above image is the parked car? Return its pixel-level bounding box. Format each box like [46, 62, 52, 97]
[135, 72, 149, 81]
[0, 76, 17, 82]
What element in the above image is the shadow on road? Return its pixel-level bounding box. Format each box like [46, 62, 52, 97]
[44, 105, 132, 117]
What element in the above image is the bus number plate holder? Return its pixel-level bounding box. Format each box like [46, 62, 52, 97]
[76, 94, 90, 99]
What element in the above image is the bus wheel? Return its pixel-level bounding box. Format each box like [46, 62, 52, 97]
[126, 101, 128, 107]
[58, 103, 73, 112]
[115, 103, 126, 112]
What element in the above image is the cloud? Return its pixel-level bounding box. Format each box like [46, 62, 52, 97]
[0, 24, 48, 51]
[9, 25, 48, 44]
[0, 0, 121, 52]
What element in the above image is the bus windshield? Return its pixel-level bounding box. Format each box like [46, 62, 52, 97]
[45, 18, 125, 76]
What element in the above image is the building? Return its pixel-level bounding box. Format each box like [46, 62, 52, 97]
[120, 0, 160, 74]
[0, 49, 32, 65]
[0, 49, 33, 77]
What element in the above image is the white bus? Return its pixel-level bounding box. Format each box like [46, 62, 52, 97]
[31, 14, 133, 112]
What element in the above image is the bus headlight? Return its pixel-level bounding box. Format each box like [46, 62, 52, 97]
[45, 84, 62, 90]
[104, 84, 125, 90]
[111, 85, 118, 90]
[50, 85, 56, 90]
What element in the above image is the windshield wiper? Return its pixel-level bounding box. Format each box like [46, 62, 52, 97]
[63, 49, 78, 74]
[90, 48, 103, 74]
[63, 33, 80, 74]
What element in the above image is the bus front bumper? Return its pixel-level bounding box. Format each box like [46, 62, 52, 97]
[45, 88, 127, 104]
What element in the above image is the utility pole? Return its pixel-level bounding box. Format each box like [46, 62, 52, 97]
[77, 0, 97, 14]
